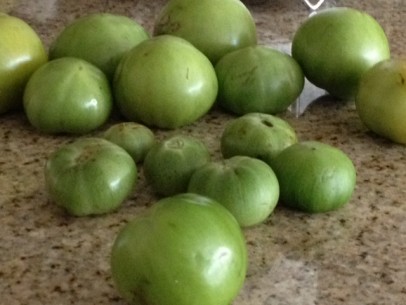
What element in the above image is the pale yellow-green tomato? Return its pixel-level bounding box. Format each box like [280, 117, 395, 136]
[356, 59, 406, 144]
[0, 13, 47, 113]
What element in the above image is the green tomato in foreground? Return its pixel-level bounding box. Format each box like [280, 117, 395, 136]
[221, 113, 298, 165]
[102, 122, 156, 163]
[153, 0, 257, 63]
[24, 57, 112, 134]
[143, 134, 210, 196]
[50, 13, 149, 80]
[271, 141, 356, 213]
[292, 7, 390, 99]
[114, 35, 218, 129]
[215, 45, 304, 115]
[355, 59, 406, 144]
[0, 13, 47, 114]
[188, 156, 279, 227]
[111, 193, 247, 305]
[45, 137, 137, 216]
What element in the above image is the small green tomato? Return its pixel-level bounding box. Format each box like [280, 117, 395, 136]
[143, 134, 210, 196]
[221, 113, 298, 165]
[188, 156, 280, 227]
[102, 122, 155, 163]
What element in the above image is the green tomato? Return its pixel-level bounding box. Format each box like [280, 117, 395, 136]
[0, 13, 47, 114]
[221, 113, 298, 165]
[102, 122, 155, 163]
[271, 141, 356, 213]
[355, 59, 406, 144]
[143, 134, 210, 196]
[23, 57, 113, 134]
[44, 137, 137, 216]
[188, 156, 279, 227]
[114, 35, 218, 129]
[49, 13, 149, 80]
[292, 7, 390, 99]
[153, 0, 257, 63]
[215, 45, 304, 115]
[111, 193, 247, 305]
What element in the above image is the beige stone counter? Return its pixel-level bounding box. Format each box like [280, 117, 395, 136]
[1, 0, 405, 304]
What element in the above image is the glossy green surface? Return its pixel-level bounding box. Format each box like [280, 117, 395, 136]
[23, 57, 112, 134]
[44, 137, 137, 216]
[271, 141, 357, 213]
[292, 7, 390, 99]
[154, 0, 257, 63]
[50, 13, 149, 80]
[0, 13, 47, 113]
[356, 59, 406, 144]
[215, 45, 304, 114]
[111, 193, 247, 305]
[188, 156, 280, 227]
[143, 134, 210, 196]
[114, 35, 218, 129]
[221, 113, 298, 165]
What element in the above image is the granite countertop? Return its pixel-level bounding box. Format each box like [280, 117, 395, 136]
[1, 0, 405, 304]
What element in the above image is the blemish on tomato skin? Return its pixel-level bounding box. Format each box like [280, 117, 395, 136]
[399, 73, 405, 85]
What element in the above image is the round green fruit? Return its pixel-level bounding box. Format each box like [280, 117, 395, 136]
[44, 137, 137, 216]
[111, 193, 247, 305]
[143, 134, 211, 196]
[188, 156, 279, 227]
[153, 0, 257, 63]
[0, 13, 47, 113]
[292, 7, 390, 99]
[24, 57, 112, 134]
[50, 13, 149, 80]
[215, 45, 304, 114]
[271, 141, 356, 213]
[356, 59, 406, 144]
[114, 35, 218, 129]
[102, 122, 155, 163]
[221, 112, 298, 165]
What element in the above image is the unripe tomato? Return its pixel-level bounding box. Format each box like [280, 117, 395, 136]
[356, 59, 406, 144]
[0, 13, 47, 113]
[50, 13, 149, 80]
[114, 35, 218, 129]
[111, 193, 247, 305]
[45, 137, 137, 216]
[292, 7, 390, 99]
[215, 45, 304, 114]
[23, 57, 113, 134]
[154, 0, 257, 63]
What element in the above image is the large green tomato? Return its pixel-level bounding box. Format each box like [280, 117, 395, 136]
[44, 137, 137, 216]
[23, 57, 112, 134]
[50, 13, 149, 80]
[0, 13, 47, 114]
[292, 7, 390, 99]
[114, 35, 218, 129]
[111, 193, 247, 305]
[188, 156, 279, 227]
[153, 0, 257, 63]
[215, 45, 304, 115]
[355, 59, 406, 144]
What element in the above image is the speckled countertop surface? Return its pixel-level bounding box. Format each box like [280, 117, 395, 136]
[1, 0, 405, 304]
